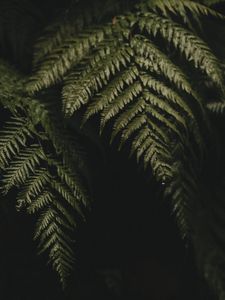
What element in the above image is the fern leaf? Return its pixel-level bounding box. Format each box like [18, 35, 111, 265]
[27, 26, 112, 94]
[27, 189, 53, 214]
[100, 81, 142, 130]
[34, 204, 75, 287]
[131, 36, 196, 97]
[111, 96, 146, 141]
[140, 74, 195, 119]
[0, 54, 91, 288]
[1, 145, 45, 194]
[137, 12, 224, 88]
[83, 66, 139, 123]
[50, 159, 89, 208]
[143, 90, 188, 131]
[51, 179, 84, 218]
[16, 168, 51, 210]
[63, 45, 133, 116]
[0, 117, 33, 168]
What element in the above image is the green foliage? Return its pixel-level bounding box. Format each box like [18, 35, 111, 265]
[25, 0, 225, 297]
[1, 0, 225, 299]
[0, 60, 90, 287]
[28, 0, 221, 240]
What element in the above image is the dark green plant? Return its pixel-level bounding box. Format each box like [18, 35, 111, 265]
[1, 0, 225, 298]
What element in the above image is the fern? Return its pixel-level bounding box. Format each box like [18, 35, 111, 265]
[1, 145, 45, 193]
[24, 0, 225, 297]
[0, 117, 33, 168]
[0, 60, 91, 287]
[0, 0, 225, 298]
[137, 12, 224, 88]
[34, 202, 76, 287]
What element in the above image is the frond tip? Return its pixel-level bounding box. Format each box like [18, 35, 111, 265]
[35, 202, 75, 288]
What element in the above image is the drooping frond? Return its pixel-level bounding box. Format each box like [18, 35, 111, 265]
[130, 35, 196, 97]
[0, 117, 33, 168]
[83, 66, 139, 123]
[34, 202, 75, 288]
[17, 168, 51, 209]
[136, 12, 224, 89]
[1, 144, 45, 194]
[63, 44, 133, 116]
[0, 60, 91, 286]
[27, 25, 113, 94]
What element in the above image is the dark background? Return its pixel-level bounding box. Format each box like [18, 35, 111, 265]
[0, 138, 212, 299]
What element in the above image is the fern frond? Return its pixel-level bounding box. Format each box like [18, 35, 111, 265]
[1, 145, 45, 194]
[51, 179, 84, 218]
[100, 81, 142, 129]
[83, 66, 139, 123]
[0, 59, 91, 287]
[131, 36, 197, 98]
[14, 1, 225, 296]
[52, 160, 89, 208]
[140, 74, 195, 119]
[27, 189, 53, 214]
[143, 90, 187, 131]
[34, 204, 75, 288]
[0, 117, 33, 168]
[27, 26, 113, 94]
[24, 97, 88, 176]
[111, 96, 146, 141]
[137, 12, 224, 88]
[165, 159, 199, 238]
[16, 168, 51, 209]
[63, 45, 133, 116]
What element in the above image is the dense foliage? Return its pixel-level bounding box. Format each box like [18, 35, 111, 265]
[1, 0, 225, 298]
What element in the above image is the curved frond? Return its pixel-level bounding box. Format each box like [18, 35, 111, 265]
[1, 144, 45, 194]
[137, 12, 224, 89]
[34, 203, 75, 288]
[27, 26, 113, 94]
[63, 45, 133, 116]
[0, 60, 91, 287]
[0, 117, 33, 168]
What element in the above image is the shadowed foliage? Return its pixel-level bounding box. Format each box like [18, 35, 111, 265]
[1, 0, 225, 298]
